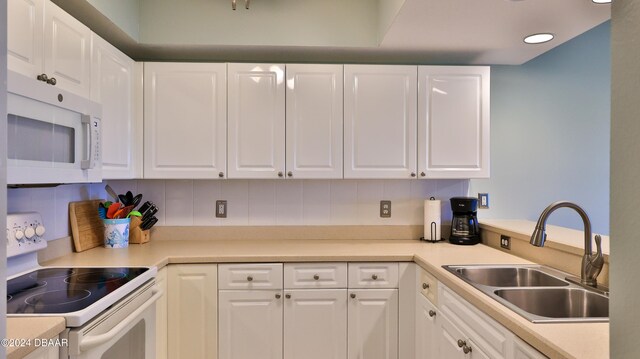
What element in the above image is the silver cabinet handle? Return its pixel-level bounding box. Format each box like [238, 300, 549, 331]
[420, 172, 426, 177]
[313, 274, 320, 280]
[287, 171, 293, 177]
[247, 276, 253, 282]
[410, 172, 416, 177]
[463, 345, 472, 354]
[278, 171, 284, 178]
[47, 77, 57, 85]
[218, 172, 224, 178]
[371, 274, 378, 280]
[350, 293, 356, 299]
[428, 310, 436, 317]
[285, 293, 291, 299]
[422, 283, 429, 290]
[275, 293, 281, 299]
[457, 339, 466, 348]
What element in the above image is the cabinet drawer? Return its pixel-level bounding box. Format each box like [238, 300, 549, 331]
[439, 284, 509, 359]
[284, 263, 347, 289]
[348, 262, 399, 288]
[219, 263, 283, 290]
[418, 267, 439, 305]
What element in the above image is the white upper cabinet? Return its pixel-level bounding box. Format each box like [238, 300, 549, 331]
[144, 62, 227, 179]
[344, 65, 417, 179]
[9, 0, 92, 98]
[286, 64, 343, 179]
[228, 63, 286, 179]
[418, 66, 490, 178]
[7, 0, 44, 79]
[91, 34, 141, 179]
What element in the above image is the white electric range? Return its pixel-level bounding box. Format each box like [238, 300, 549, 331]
[6, 212, 160, 359]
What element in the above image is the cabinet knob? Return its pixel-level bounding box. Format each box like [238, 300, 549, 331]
[313, 274, 320, 280]
[350, 293, 356, 299]
[420, 172, 426, 177]
[37, 73, 48, 82]
[463, 345, 472, 354]
[218, 172, 224, 178]
[371, 274, 378, 280]
[457, 339, 466, 348]
[287, 171, 293, 177]
[275, 293, 281, 299]
[422, 283, 429, 290]
[285, 293, 291, 299]
[428, 310, 436, 317]
[47, 77, 57, 86]
[247, 276, 253, 282]
[278, 171, 284, 178]
[410, 172, 416, 177]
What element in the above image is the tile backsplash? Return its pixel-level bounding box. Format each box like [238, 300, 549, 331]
[7, 179, 469, 241]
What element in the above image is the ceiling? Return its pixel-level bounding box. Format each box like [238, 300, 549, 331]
[54, 0, 611, 65]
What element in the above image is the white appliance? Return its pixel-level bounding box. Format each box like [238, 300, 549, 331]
[6, 212, 159, 359]
[6, 71, 102, 185]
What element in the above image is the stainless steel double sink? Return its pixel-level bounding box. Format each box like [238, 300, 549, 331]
[443, 265, 609, 323]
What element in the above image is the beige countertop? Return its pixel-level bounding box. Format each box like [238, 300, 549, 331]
[6, 317, 66, 359]
[12, 238, 608, 359]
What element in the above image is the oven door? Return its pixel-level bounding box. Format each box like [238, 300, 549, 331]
[64, 281, 161, 359]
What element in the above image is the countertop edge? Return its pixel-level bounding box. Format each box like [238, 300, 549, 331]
[6, 317, 66, 359]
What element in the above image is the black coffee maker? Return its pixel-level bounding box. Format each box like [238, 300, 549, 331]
[449, 197, 480, 245]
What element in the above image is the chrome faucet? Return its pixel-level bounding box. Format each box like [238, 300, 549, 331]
[530, 201, 604, 288]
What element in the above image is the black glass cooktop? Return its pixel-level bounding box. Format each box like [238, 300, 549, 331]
[7, 267, 148, 314]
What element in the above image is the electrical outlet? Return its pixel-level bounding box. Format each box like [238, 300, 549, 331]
[216, 200, 227, 218]
[478, 193, 490, 209]
[500, 235, 511, 250]
[380, 200, 391, 218]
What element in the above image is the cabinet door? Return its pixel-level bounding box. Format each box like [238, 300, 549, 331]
[218, 290, 283, 359]
[348, 289, 399, 359]
[168, 264, 218, 359]
[91, 34, 141, 179]
[43, 1, 92, 98]
[228, 63, 285, 179]
[284, 289, 347, 359]
[144, 62, 227, 178]
[437, 311, 466, 359]
[286, 64, 343, 179]
[344, 65, 417, 179]
[155, 267, 168, 359]
[7, 0, 44, 79]
[416, 294, 438, 358]
[418, 66, 490, 179]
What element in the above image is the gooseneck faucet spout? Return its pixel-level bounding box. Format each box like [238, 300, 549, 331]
[530, 201, 604, 287]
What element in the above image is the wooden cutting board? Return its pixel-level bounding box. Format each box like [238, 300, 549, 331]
[69, 199, 105, 252]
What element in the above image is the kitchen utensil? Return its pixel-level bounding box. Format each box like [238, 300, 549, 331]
[104, 201, 113, 208]
[127, 211, 142, 218]
[69, 199, 105, 252]
[97, 203, 107, 219]
[113, 205, 134, 219]
[130, 194, 143, 209]
[106, 202, 121, 219]
[140, 216, 158, 231]
[118, 194, 128, 204]
[105, 184, 119, 203]
[139, 201, 158, 220]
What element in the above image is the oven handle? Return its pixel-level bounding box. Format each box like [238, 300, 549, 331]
[79, 286, 163, 352]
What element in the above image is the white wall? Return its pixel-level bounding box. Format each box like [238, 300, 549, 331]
[1, 0, 8, 351]
[610, 1, 640, 357]
[470, 22, 610, 234]
[86, 0, 140, 40]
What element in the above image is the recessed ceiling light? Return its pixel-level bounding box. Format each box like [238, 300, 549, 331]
[524, 33, 554, 44]
[592, 0, 611, 4]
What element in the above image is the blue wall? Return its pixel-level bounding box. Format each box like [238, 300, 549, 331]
[471, 21, 611, 234]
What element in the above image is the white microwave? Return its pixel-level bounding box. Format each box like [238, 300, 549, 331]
[6, 71, 102, 185]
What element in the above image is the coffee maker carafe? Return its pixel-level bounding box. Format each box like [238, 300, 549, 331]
[449, 197, 480, 245]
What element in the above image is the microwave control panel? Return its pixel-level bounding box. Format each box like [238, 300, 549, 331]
[6, 212, 47, 258]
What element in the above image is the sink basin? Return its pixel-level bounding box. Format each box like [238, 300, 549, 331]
[452, 267, 568, 287]
[495, 288, 609, 320]
[443, 264, 609, 323]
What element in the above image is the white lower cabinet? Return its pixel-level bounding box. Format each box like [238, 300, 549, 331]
[415, 293, 438, 358]
[168, 264, 218, 359]
[284, 289, 348, 359]
[155, 267, 168, 359]
[513, 336, 547, 359]
[23, 342, 59, 359]
[218, 290, 283, 359]
[348, 289, 399, 359]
